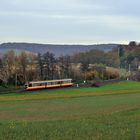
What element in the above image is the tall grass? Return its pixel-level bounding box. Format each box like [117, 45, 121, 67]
[0, 81, 139, 140]
[0, 113, 140, 140]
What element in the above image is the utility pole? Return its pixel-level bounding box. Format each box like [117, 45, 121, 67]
[128, 64, 131, 75]
[118, 47, 120, 69]
[15, 73, 17, 86]
[15, 57, 17, 87]
[127, 64, 131, 80]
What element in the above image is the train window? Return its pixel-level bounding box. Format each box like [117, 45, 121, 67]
[47, 82, 51, 85]
[64, 81, 66, 84]
[38, 83, 45, 86]
[62, 81, 69, 84]
[55, 82, 61, 84]
[54, 82, 59, 85]
[39, 83, 44, 86]
[32, 84, 36, 87]
[32, 83, 42, 87]
[52, 82, 55, 85]
[58, 81, 62, 84]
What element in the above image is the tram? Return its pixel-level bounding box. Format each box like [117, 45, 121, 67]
[24, 79, 73, 91]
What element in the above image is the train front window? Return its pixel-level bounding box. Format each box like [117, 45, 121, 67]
[29, 83, 32, 87]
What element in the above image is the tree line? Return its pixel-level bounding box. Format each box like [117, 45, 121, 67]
[0, 49, 121, 86]
[0, 51, 74, 85]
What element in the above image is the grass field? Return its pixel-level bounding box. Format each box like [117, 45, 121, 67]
[0, 81, 140, 140]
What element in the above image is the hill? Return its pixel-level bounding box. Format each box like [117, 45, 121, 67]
[0, 42, 119, 57]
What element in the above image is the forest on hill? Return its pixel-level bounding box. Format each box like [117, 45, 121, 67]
[0, 43, 118, 57]
[0, 41, 139, 86]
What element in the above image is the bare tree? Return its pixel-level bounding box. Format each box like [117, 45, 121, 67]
[58, 56, 72, 79]
[37, 53, 44, 80]
[3, 50, 16, 76]
[43, 52, 56, 80]
[0, 58, 9, 85]
[18, 51, 28, 83]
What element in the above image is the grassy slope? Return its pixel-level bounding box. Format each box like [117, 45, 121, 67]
[0, 81, 140, 101]
[0, 81, 140, 140]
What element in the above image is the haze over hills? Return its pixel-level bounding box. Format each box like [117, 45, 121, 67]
[0, 42, 120, 57]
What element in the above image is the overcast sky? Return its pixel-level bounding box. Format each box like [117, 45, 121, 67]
[0, 0, 140, 44]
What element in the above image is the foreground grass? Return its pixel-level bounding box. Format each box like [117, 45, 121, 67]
[0, 93, 140, 140]
[0, 114, 140, 140]
[0, 81, 140, 139]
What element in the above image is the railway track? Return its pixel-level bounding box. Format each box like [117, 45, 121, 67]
[0, 87, 24, 95]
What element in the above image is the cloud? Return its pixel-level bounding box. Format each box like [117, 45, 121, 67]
[0, 0, 140, 44]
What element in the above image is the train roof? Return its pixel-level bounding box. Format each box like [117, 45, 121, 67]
[28, 79, 72, 84]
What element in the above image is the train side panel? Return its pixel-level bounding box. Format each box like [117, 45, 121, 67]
[26, 80, 73, 91]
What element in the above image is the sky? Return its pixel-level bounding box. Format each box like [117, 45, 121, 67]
[0, 0, 140, 44]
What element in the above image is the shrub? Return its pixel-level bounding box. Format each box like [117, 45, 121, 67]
[82, 70, 98, 80]
[104, 68, 120, 80]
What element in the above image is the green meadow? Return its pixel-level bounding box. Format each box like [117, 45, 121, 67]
[0, 81, 140, 140]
